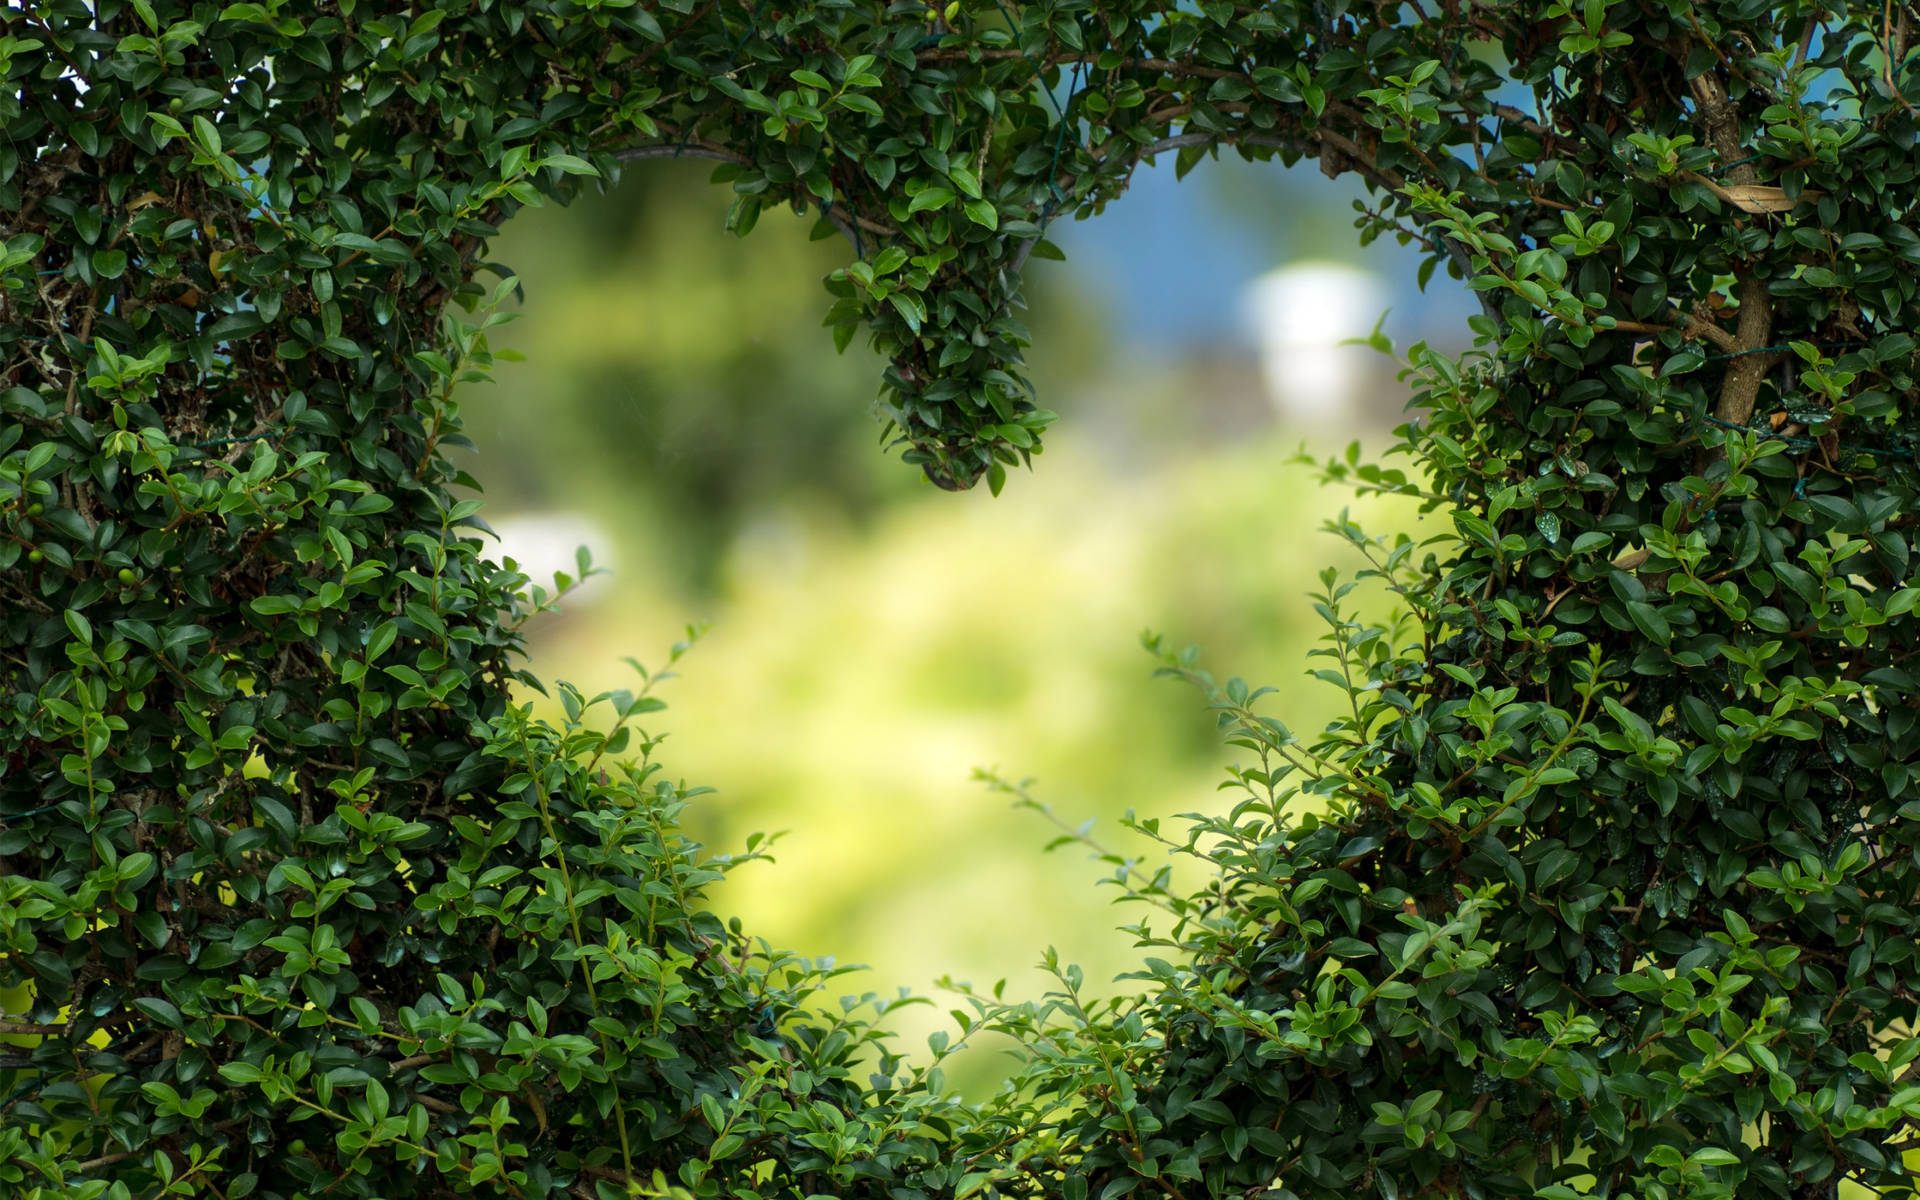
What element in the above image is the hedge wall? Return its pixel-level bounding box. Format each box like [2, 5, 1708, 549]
[4, 1, 1919, 1198]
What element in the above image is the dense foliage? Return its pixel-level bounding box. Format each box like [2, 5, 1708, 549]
[5, 0, 1920, 1198]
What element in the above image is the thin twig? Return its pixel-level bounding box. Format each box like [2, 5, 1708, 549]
[1607, 306, 1740, 354]
[1886, 0, 1920, 115]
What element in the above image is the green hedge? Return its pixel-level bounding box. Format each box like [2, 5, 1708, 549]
[3, 1, 1918, 1198]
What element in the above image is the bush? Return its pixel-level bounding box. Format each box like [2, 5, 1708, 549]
[3, 2, 1918, 1199]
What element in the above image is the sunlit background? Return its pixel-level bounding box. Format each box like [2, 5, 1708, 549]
[453, 152, 1475, 1090]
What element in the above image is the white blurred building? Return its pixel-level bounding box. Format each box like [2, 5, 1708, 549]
[487, 510, 614, 607]
[1241, 261, 1388, 424]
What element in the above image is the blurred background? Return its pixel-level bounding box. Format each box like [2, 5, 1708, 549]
[453, 151, 1476, 1092]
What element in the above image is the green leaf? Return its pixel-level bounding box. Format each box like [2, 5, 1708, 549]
[541, 154, 599, 176]
[907, 186, 955, 214]
[888, 291, 926, 333]
[1626, 600, 1671, 644]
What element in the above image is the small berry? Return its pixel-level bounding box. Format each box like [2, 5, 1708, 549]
[118, 568, 138, 585]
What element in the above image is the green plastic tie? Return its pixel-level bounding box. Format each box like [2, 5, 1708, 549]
[1699, 410, 1919, 464]
[1702, 340, 1865, 362]
[989, 0, 1082, 227]
[0, 802, 65, 825]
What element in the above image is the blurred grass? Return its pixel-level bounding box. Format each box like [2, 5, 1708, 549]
[458, 160, 1431, 1092]
[515, 435, 1425, 1090]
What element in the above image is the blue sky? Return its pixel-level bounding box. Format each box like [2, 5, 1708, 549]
[1052, 152, 1483, 355]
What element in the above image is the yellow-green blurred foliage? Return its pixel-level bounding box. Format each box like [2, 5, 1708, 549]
[457, 162, 1427, 1088]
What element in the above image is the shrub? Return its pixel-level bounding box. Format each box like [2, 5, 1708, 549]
[3, 1, 1918, 1199]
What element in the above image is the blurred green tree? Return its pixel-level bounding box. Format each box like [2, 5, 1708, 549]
[464, 160, 1110, 591]
[461, 161, 890, 586]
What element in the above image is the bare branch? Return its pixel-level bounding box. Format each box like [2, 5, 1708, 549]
[1607, 312, 1737, 354]
[0, 1020, 64, 1035]
[1715, 274, 1778, 425]
[612, 142, 751, 167]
